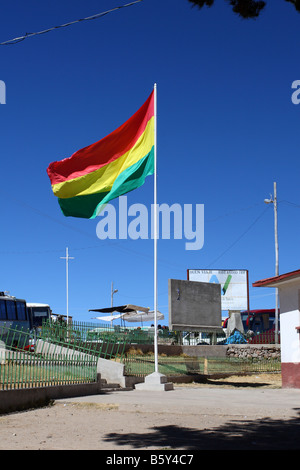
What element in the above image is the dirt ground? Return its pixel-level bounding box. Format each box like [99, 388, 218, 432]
[176, 372, 283, 388]
[1, 373, 300, 451]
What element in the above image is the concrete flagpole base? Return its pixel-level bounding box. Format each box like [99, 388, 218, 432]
[135, 372, 173, 391]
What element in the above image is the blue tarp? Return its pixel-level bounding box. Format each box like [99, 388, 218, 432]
[225, 329, 247, 344]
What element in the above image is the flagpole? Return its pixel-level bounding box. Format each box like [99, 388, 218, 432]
[134, 85, 173, 390]
[153, 83, 158, 374]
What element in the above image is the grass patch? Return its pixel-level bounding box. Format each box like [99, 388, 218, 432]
[63, 402, 119, 411]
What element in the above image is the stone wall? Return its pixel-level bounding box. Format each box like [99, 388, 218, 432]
[125, 344, 281, 360]
[226, 344, 281, 360]
[124, 343, 281, 360]
[125, 343, 228, 357]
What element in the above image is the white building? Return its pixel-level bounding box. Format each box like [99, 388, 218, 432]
[253, 269, 300, 389]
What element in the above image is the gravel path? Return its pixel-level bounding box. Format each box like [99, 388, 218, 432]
[1, 374, 300, 450]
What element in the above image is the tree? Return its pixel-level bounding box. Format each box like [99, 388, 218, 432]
[187, 0, 300, 19]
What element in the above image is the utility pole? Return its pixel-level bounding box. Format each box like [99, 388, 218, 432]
[273, 182, 279, 344]
[111, 282, 118, 326]
[264, 182, 279, 343]
[60, 247, 74, 325]
[111, 281, 118, 308]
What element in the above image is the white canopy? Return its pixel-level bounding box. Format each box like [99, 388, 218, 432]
[122, 310, 164, 323]
[94, 313, 123, 322]
[90, 304, 164, 324]
[93, 310, 164, 323]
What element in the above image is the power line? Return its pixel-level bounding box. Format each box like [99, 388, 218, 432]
[206, 204, 271, 268]
[280, 199, 300, 209]
[0, 1, 143, 46]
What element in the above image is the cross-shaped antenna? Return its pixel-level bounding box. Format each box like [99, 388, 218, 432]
[60, 247, 74, 324]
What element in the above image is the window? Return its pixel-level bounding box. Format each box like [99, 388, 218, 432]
[16, 301, 27, 320]
[6, 301, 17, 320]
[31, 308, 49, 327]
[0, 300, 6, 320]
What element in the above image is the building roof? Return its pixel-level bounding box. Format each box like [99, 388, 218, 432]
[253, 269, 300, 288]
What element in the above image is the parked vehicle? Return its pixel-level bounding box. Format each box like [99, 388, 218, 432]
[223, 309, 280, 343]
[0, 292, 53, 350]
[26, 303, 51, 330]
[240, 309, 279, 335]
[0, 292, 31, 348]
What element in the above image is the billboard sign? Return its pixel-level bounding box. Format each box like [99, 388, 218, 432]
[187, 269, 249, 311]
[168, 279, 222, 332]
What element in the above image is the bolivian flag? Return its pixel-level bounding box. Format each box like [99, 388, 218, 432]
[47, 90, 155, 219]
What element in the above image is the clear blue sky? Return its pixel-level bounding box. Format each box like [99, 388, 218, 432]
[0, 0, 300, 324]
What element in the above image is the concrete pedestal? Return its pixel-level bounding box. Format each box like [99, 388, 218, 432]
[135, 372, 173, 391]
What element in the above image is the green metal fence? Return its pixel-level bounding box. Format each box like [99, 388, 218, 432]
[124, 355, 201, 377]
[124, 354, 281, 377]
[0, 319, 282, 390]
[1, 350, 97, 390]
[40, 320, 128, 360]
[0, 320, 128, 390]
[65, 321, 179, 345]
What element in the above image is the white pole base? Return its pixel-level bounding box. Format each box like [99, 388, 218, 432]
[135, 372, 174, 391]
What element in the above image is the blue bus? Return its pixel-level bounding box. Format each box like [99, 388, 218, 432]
[0, 292, 31, 348]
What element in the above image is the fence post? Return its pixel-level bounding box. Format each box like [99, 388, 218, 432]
[204, 357, 208, 375]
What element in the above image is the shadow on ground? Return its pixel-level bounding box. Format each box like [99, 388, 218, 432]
[104, 410, 300, 450]
[197, 379, 273, 388]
